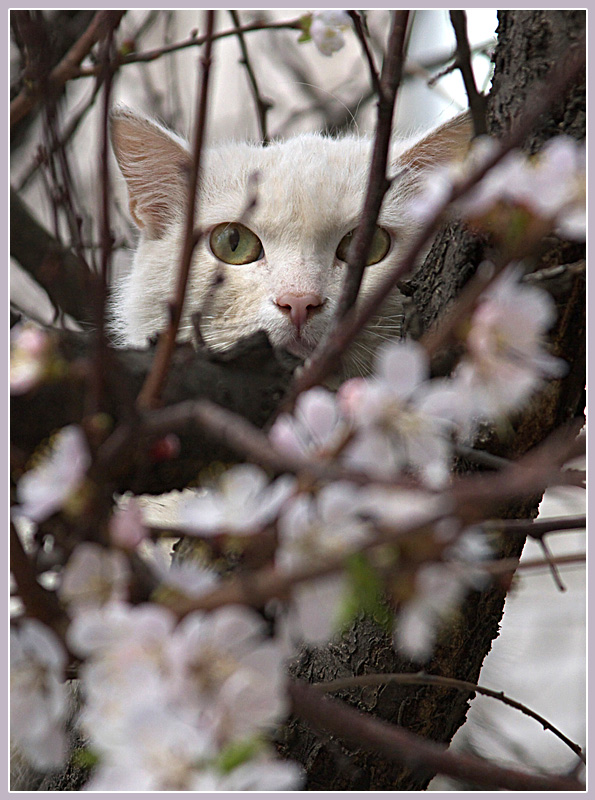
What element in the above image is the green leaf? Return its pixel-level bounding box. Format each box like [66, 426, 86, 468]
[297, 13, 313, 43]
[215, 736, 266, 774]
[337, 553, 393, 634]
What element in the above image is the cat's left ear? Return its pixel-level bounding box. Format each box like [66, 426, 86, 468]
[110, 106, 193, 238]
[396, 112, 473, 174]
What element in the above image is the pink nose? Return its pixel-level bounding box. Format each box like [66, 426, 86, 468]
[276, 293, 323, 331]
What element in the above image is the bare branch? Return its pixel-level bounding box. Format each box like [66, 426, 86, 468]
[229, 10, 272, 145]
[137, 11, 215, 410]
[288, 680, 584, 791]
[449, 11, 487, 135]
[10, 11, 126, 128]
[313, 671, 585, 763]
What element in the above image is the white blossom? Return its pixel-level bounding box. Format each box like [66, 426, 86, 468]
[167, 605, 289, 744]
[145, 542, 219, 599]
[194, 757, 304, 791]
[14, 425, 91, 523]
[339, 340, 453, 487]
[269, 386, 347, 459]
[309, 10, 351, 56]
[409, 134, 585, 241]
[277, 482, 372, 572]
[11, 620, 69, 769]
[10, 322, 52, 395]
[84, 707, 216, 791]
[394, 527, 491, 661]
[452, 264, 566, 428]
[59, 543, 130, 612]
[179, 464, 295, 536]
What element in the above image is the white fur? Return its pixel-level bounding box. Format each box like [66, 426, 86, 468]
[109, 111, 471, 378]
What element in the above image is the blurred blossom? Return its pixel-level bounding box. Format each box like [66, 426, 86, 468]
[146, 542, 219, 599]
[194, 757, 304, 791]
[277, 482, 372, 571]
[109, 498, 148, 550]
[179, 464, 295, 536]
[167, 605, 288, 744]
[355, 486, 447, 530]
[339, 340, 453, 487]
[68, 600, 291, 788]
[394, 526, 491, 660]
[409, 135, 585, 241]
[10, 322, 53, 395]
[269, 386, 347, 459]
[59, 543, 130, 612]
[309, 10, 352, 56]
[451, 264, 566, 430]
[85, 706, 216, 791]
[277, 574, 347, 647]
[14, 425, 91, 523]
[11, 620, 69, 769]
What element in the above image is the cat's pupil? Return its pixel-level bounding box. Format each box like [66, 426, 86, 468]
[229, 227, 240, 252]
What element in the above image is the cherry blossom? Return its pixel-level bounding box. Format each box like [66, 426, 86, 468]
[14, 425, 91, 523]
[59, 543, 130, 612]
[10, 620, 69, 769]
[84, 707, 216, 791]
[339, 340, 454, 487]
[269, 386, 347, 459]
[394, 527, 491, 661]
[167, 605, 289, 744]
[452, 264, 566, 427]
[109, 498, 148, 550]
[179, 464, 295, 536]
[309, 10, 352, 56]
[10, 322, 53, 395]
[193, 756, 304, 791]
[277, 482, 372, 571]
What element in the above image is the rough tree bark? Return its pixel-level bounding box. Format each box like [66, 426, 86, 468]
[10, 9, 585, 792]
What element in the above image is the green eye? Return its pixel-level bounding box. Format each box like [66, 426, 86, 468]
[210, 222, 264, 265]
[336, 226, 391, 266]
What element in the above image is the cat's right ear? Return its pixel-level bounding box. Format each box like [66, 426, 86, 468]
[110, 106, 192, 238]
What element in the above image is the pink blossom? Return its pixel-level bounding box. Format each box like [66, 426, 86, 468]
[109, 498, 148, 550]
[10, 322, 52, 395]
[14, 425, 91, 523]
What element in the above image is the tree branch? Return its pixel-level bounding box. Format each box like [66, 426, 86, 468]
[287, 680, 584, 791]
[10, 11, 126, 128]
[313, 671, 585, 763]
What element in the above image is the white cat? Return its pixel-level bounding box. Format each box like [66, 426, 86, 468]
[109, 107, 470, 378]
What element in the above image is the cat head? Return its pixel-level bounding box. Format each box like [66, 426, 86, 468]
[109, 106, 471, 377]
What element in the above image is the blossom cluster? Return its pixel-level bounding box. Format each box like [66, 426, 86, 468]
[10, 123, 582, 788]
[412, 134, 586, 244]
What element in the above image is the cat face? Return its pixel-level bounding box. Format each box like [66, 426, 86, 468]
[109, 108, 471, 377]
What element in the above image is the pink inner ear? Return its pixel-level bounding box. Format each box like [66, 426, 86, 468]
[111, 113, 193, 238]
[399, 113, 473, 173]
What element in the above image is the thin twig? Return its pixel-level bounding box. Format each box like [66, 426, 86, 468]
[73, 19, 303, 78]
[333, 11, 410, 323]
[136, 11, 215, 410]
[229, 10, 272, 145]
[449, 11, 487, 135]
[487, 515, 585, 538]
[287, 680, 584, 791]
[313, 671, 585, 763]
[10, 10, 126, 127]
[348, 11, 381, 96]
[88, 20, 116, 419]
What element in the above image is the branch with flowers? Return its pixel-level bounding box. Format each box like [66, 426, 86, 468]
[10, 8, 585, 793]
